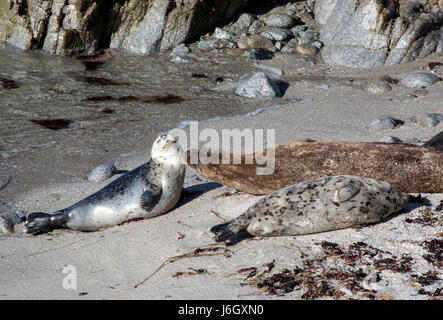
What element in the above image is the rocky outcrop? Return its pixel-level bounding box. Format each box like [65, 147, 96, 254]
[315, 0, 443, 68]
[0, 0, 255, 55]
[0, 0, 107, 55]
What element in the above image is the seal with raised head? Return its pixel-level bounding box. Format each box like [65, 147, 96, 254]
[25, 134, 185, 234]
[211, 175, 412, 242]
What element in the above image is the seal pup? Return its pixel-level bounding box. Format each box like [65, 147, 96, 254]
[25, 134, 185, 234]
[211, 175, 411, 242]
[187, 131, 443, 195]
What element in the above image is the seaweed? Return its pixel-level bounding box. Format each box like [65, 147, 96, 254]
[101, 108, 114, 114]
[0, 77, 18, 89]
[422, 239, 443, 268]
[30, 119, 72, 130]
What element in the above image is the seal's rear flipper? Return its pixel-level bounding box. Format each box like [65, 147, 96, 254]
[423, 130, 443, 152]
[25, 212, 69, 235]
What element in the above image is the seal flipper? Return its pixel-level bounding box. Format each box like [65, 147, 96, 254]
[139, 184, 162, 212]
[210, 213, 252, 242]
[25, 212, 69, 235]
[423, 130, 443, 152]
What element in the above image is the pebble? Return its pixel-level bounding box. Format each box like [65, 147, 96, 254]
[249, 20, 265, 33]
[367, 115, 402, 130]
[242, 48, 274, 60]
[409, 113, 442, 128]
[236, 72, 281, 98]
[213, 27, 237, 41]
[400, 72, 441, 89]
[379, 136, 403, 143]
[47, 193, 62, 203]
[88, 164, 117, 183]
[252, 62, 284, 77]
[319, 83, 331, 90]
[170, 55, 196, 63]
[364, 80, 392, 93]
[265, 13, 296, 28]
[296, 43, 319, 55]
[235, 13, 256, 30]
[171, 44, 190, 56]
[237, 34, 275, 51]
[260, 28, 291, 41]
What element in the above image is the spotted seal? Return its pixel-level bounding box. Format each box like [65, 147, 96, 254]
[25, 134, 185, 234]
[211, 175, 411, 242]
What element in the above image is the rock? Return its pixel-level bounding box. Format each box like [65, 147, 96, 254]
[0, 211, 25, 236]
[237, 34, 275, 51]
[260, 28, 291, 41]
[1, 0, 257, 55]
[249, 19, 266, 33]
[291, 25, 307, 34]
[379, 136, 403, 143]
[265, 13, 296, 28]
[197, 38, 236, 51]
[410, 113, 442, 128]
[227, 13, 256, 32]
[171, 44, 190, 56]
[400, 72, 441, 89]
[367, 115, 403, 130]
[88, 164, 117, 183]
[296, 43, 319, 55]
[364, 80, 392, 93]
[315, 0, 443, 68]
[236, 72, 281, 98]
[280, 45, 297, 53]
[170, 55, 196, 63]
[213, 27, 237, 41]
[0, 0, 107, 55]
[242, 48, 274, 60]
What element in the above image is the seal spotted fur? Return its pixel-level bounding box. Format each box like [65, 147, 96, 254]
[211, 175, 411, 242]
[25, 134, 185, 234]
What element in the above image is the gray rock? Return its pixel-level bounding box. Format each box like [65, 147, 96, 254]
[249, 20, 266, 33]
[171, 44, 190, 56]
[88, 164, 117, 183]
[400, 72, 441, 89]
[315, 0, 443, 68]
[236, 72, 282, 98]
[260, 28, 291, 41]
[265, 13, 296, 28]
[170, 55, 196, 63]
[242, 48, 274, 60]
[213, 27, 237, 41]
[367, 115, 402, 130]
[0, 0, 257, 56]
[364, 80, 392, 93]
[291, 25, 307, 34]
[410, 113, 442, 128]
[379, 136, 403, 143]
[197, 38, 236, 51]
[230, 13, 256, 31]
[0, 211, 25, 236]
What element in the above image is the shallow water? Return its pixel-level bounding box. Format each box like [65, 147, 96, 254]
[0, 44, 287, 208]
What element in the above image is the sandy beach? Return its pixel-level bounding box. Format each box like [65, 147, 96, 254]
[1, 50, 442, 300]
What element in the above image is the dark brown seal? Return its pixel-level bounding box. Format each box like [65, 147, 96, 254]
[187, 140, 443, 195]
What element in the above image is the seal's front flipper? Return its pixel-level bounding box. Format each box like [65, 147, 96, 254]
[423, 130, 443, 152]
[139, 184, 162, 212]
[25, 212, 69, 235]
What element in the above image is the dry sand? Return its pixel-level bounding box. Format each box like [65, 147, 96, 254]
[1, 51, 442, 300]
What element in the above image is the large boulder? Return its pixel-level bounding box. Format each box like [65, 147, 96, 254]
[315, 0, 443, 68]
[0, 0, 255, 55]
[0, 0, 107, 55]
